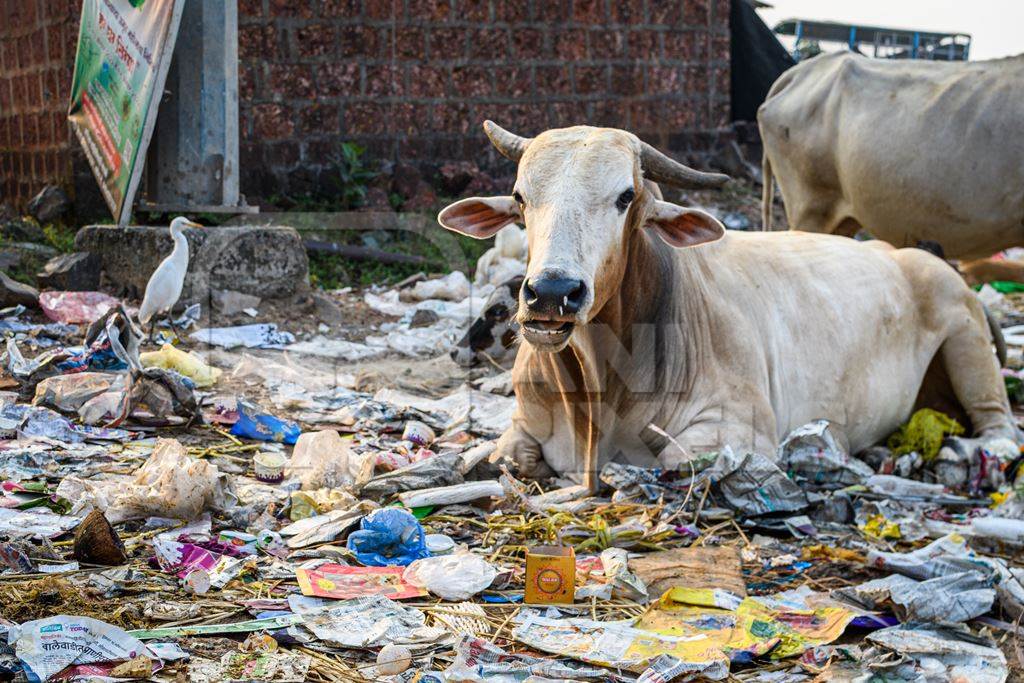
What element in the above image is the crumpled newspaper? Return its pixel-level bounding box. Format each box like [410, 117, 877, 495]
[299, 595, 447, 648]
[707, 446, 808, 516]
[511, 608, 730, 677]
[9, 615, 154, 682]
[835, 572, 995, 624]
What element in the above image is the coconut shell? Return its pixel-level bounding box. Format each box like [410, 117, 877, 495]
[73, 509, 127, 566]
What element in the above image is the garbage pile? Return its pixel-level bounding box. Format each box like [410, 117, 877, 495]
[0, 277, 1022, 682]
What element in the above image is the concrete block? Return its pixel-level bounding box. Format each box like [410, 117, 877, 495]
[75, 224, 309, 302]
[37, 252, 101, 291]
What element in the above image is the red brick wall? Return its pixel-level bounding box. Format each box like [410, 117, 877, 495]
[0, 0, 79, 208]
[2, 0, 731, 210]
[238, 0, 731, 198]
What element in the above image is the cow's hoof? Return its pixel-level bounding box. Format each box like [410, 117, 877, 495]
[934, 435, 1017, 492]
[515, 451, 556, 480]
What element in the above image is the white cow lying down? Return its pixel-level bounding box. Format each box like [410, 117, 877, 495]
[438, 122, 1018, 484]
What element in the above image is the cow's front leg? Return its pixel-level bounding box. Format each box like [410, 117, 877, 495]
[494, 422, 556, 479]
[656, 402, 778, 467]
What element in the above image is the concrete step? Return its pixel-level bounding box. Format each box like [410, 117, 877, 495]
[75, 224, 309, 303]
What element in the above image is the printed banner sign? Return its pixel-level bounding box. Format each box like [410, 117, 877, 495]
[68, 0, 184, 224]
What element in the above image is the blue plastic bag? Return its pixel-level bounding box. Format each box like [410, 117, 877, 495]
[230, 399, 300, 445]
[347, 508, 430, 566]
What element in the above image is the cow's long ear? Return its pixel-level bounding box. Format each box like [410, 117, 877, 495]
[645, 201, 725, 248]
[438, 197, 519, 239]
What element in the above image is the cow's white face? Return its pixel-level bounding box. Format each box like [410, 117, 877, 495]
[439, 125, 726, 352]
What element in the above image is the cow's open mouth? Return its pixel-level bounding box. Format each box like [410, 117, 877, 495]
[522, 319, 575, 347]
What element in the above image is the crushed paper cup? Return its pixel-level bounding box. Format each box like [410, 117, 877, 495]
[254, 452, 287, 483]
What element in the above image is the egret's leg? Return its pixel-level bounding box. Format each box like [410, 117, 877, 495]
[146, 322, 155, 344]
[168, 316, 182, 339]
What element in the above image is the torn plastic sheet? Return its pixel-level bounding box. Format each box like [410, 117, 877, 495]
[511, 608, 730, 677]
[707, 447, 808, 516]
[230, 353, 340, 393]
[1, 404, 131, 443]
[364, 288, 488, 321]
[139, 344, 221, 388]
[287, 429, 373, 491]
[5, 339, 68, 381]
[189, 650, 311, 683]
[299, 595, 447, 648]
[129, 614, 303, 640]
[444, 635, 618, 682]
[279, 500, 376, 549]
[0, 507, 79, 539]
[777, 419, 872, 487]
[10, 615, 154, 682]
[855, 500, 929, 543]
[865, 624, 1008, 683]
[230, 400, 300, 444]
[189, 324, 295, 349]
[32, 373, 123, 414]
[360, 451, 465, 499]
[39, 291, 121, 324]
[404, 271, 471, 301]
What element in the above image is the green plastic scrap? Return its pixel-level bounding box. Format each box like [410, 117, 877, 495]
[128, 614, 303, 640]
[887, 408, 964, 461]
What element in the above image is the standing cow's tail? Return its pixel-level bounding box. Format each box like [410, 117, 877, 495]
[984, 304, 1008, 368]
[761, 152, 774, 231]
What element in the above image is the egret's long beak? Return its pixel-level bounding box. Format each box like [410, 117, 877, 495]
[185, 221, 203, 229]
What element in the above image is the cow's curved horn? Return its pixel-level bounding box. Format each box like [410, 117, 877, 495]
[483, 120, 532, 162]
[639, 141, 730, 189]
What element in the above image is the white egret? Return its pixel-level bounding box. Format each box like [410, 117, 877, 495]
[139, 216, 202, 340]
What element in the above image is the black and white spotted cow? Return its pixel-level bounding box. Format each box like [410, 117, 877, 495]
[451, 275, 524, 367]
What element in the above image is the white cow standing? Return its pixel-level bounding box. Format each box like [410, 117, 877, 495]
[438, 122, 1018, 485]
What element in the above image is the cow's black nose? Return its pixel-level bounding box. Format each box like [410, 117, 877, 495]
[523, 277, 586, 315]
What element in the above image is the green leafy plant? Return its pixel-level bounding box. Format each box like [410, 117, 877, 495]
[42, 223, 77, 253]
[332, 142, 378, 210]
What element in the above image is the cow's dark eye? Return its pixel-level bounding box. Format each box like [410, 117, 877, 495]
[512, 191, 524, 206]
[615, 188, 635, 212]
[486, 304, 509, 322]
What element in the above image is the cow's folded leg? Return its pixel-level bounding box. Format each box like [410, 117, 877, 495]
[493, 424, 555, 480]
[656, 415, 778, 468]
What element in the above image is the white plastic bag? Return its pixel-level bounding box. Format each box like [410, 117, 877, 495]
[59, 439, 234, 523]
[287, 429, 373, 490]
[403, 549, 497, 601]
[402, 271, 471, 302]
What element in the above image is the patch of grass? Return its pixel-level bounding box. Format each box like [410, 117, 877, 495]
[307, 230, 493, 290]
[309, 253, 426, 289]
[42, 223, 77, 253]
[3, 250, 46, 288]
